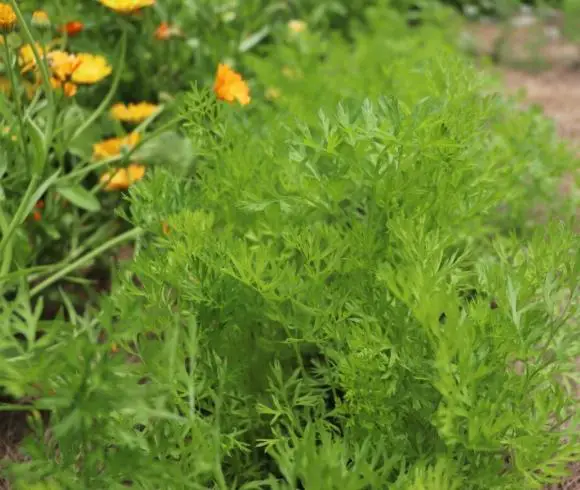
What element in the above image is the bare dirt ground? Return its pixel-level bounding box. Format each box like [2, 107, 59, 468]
[468, 11, 580, 141]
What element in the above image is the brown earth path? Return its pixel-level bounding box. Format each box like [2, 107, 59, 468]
[467, 10, 580, 142]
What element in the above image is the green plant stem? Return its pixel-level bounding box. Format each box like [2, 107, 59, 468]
[0, 209, 12, 283]
[0, 174, 40, 259]
[29, 227, 144, 297]
[7, 0, 55, 153]
[0, 404, 36, 412]
[2, 35, 29, 164]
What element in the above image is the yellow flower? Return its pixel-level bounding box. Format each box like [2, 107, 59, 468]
[288, 19, 307, 34]
[100, 163, 146, 191]
[44, 50, 81, 97]
[213, 63, 250, 106]
[71, 54, 112, 84]
[110, 102, 159, 123]
[93, 132, 141, 160]
[0, 3, 17, 33]
[99, 0, 155, 14]
[19, 43, 47, 73]
[47, 50, 81, 81]
[31, 10, 50, 28]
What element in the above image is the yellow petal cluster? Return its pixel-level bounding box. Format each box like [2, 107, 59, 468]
[19, 43, 47, 73]
[0, 2, 16, 33]
[71, 54, 112, 84]
[93, 132, 141, 160]
[99, 0, 155, 14]
[100, 164, 146, 191]
[110, 102, 159, 123]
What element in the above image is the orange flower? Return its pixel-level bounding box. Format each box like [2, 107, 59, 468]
[31, 200, 44, 221]
[154, 22, 182, 40]
[100, 164, 146, 191]
[71, 54, 112, 84]
[162, 222, 170, 235]
[93, 132, 140, 160]
[59, 21, 84, 36]
[213, 63, 250, 106]
[99, 0, 155, 14]
[154, 22, 170, 40]
[0, 3, 17, 33]
[110, 102, 159, 123]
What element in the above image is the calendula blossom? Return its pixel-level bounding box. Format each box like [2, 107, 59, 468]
[71, 54, 112, 84]
[110, 102, 159, 123]
[213, 63, 250, 106]
[19, 42, 59, 73]
[99, 0, 155, 14]
[31, 10, 50, 28]
[100, 164, 146, 191]
[93, 132, 140, 160]
[0, 2, 17, 33]
[45, 50, 81, 97]
[59, 21, 84, 36]
[154, 22, 182, 40]
[47, 50, 81, 81]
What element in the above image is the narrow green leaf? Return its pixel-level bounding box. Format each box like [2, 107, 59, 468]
[56, 185, 101, 212]
[239, 25, 270, 53]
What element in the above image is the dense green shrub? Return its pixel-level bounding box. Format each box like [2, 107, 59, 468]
[3, 5, 578, 490]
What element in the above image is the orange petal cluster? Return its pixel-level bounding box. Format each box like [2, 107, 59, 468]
[154, 22, 182, 40]
[213, 64, 250, 106]
[100, 164, 146, 191]
[0, 2, 16, 33]
[93, 132, 141, 160]
[59, 21, 84, 36]
[110, 102, 159, 123]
